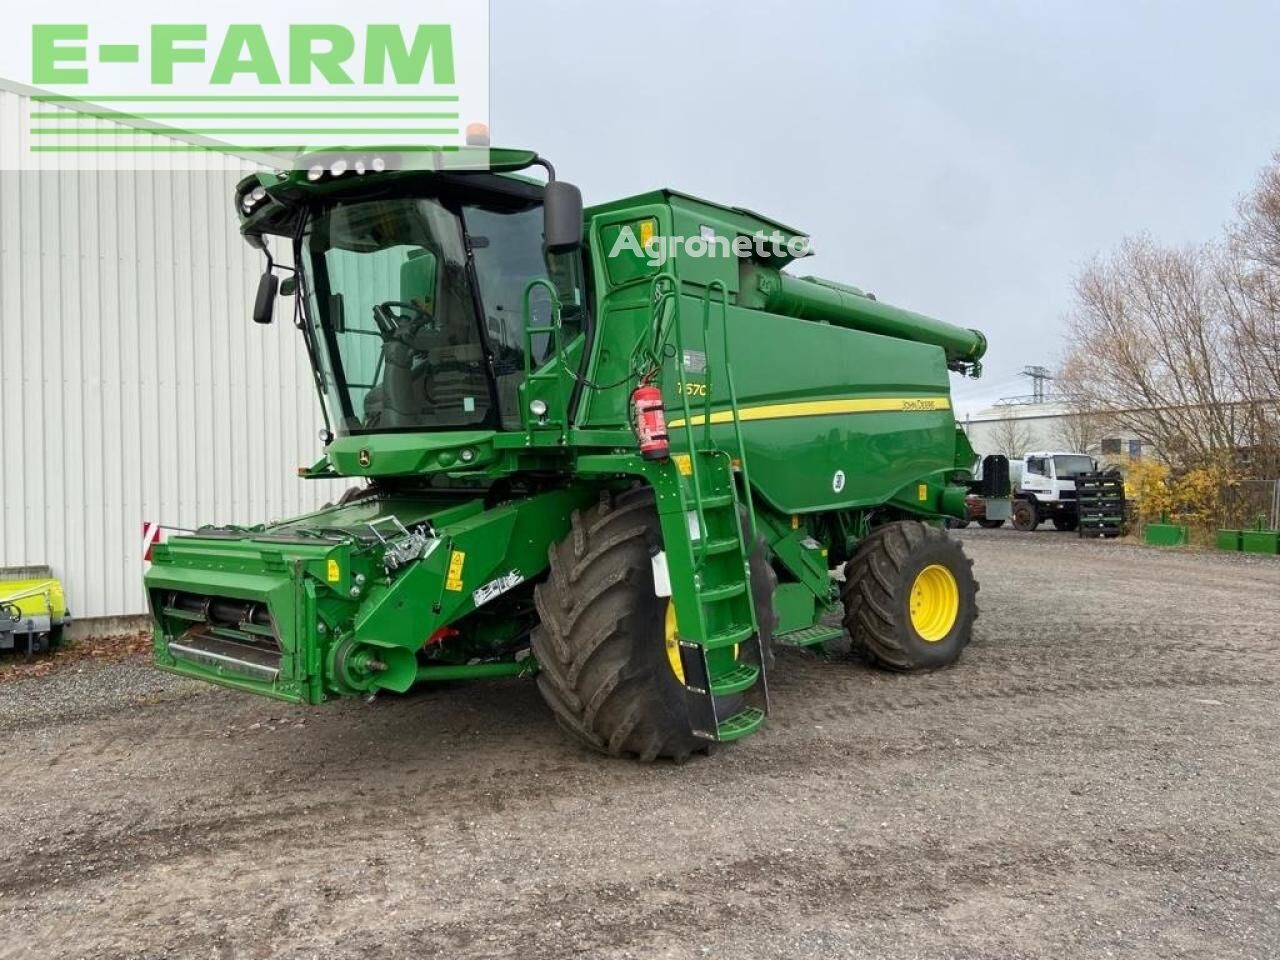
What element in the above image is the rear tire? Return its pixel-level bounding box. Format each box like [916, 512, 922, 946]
[1012, 499, 1040, 532]
[977, 518, 1005, 529]
[532, 487, 774, 762]
[842, 521, 978, 672]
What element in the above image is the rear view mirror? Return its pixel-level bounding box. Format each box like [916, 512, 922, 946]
[544, 180, 583, 253]
[253, 272, 279, 324]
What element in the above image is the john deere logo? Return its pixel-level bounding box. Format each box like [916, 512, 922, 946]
[357, 448, 372, 467]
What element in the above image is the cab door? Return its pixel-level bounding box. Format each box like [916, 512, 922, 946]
[1022, 456, 1052, 497]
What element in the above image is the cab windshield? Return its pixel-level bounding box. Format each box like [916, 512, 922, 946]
[302, 194, 581, 434]
[1052, 455, 1096, 477]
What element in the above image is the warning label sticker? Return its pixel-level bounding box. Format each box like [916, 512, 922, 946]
[445, 550, 466, 592]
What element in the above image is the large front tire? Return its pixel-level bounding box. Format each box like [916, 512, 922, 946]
[841, 521, 978, 672]
[532, 488, 773, 762]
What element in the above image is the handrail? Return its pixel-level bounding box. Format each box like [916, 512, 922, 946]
[521, 277, 567, 438]
[698, 285, 717, 450]
[582, 266, 756, 565]
[628, 271, 677, 379]
[666, 276, 712, 569]
[703, 280, 757, 542]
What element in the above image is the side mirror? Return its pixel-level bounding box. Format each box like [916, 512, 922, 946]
[279, 275, 297, 297]
[253, 271, 279, 324]
[544, 180, 583, 253]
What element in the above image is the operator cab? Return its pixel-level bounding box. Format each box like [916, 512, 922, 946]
[235, 148, 587, 438]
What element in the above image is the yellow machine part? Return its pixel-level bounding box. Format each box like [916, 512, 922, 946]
[0, 578, 67, 620]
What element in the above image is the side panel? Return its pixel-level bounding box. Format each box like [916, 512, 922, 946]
[667, 300, 958, 514]
[577, 195, 966, 517]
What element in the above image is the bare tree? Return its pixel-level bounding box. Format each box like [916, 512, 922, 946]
[989, 408, 1034, 458]
[1061, 152, 1280, 474]
[1218, 255, 1280, 456]
[1054, 390, 1115, 455]
[1234, 151, 1280, 273]
[1061, 237, 1243, 465]
[1224, 154, 1280, 459]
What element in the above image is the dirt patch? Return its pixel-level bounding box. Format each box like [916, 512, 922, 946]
[1, 530, 1278, 960]
[0, 632, 150, 684]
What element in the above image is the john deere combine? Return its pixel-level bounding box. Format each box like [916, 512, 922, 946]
[145, 147, 987, 761]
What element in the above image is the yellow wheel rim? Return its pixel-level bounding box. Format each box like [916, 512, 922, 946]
[908, 564, 960, 642]
[663, 601, 738, 683]
[664, 601, 685, 682]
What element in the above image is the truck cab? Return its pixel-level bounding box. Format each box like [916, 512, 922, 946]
[1010, 451, 1098, 531]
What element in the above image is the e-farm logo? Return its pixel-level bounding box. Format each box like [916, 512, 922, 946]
[0, 4, 489, 170]
[31, 25, 456, 88]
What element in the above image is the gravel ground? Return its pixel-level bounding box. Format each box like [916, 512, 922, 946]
[2, 530, 1278, 960]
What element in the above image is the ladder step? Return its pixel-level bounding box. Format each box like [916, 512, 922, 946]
[702, 622, 755, 650]
[716, 707, 766, 742]
[698, 582, 747, 603]
[703, 536, 741, 556]
[775, 624, 844, 648]
[709, 662, 759, 696]
[696, 493, 735, 509]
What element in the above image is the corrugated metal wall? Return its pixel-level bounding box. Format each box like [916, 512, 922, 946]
[0, 88, 343, 619]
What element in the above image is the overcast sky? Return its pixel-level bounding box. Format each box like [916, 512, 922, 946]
[490, 0, 1280, 414]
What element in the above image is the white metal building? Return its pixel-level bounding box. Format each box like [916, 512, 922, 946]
[0, 82, 340, 623]
[961, 400, 1145, 460]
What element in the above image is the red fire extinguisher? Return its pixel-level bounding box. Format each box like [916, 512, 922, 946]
[631, 382, 670, 461]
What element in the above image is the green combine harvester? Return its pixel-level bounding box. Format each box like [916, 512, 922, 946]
[145, 146, 988, 761]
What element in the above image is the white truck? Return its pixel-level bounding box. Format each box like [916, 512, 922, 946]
[1009, 451, 1099, 532]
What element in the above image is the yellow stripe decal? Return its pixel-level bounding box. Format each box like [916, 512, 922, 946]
[668, 396, 951, 428]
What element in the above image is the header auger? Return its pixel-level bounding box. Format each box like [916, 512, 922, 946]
[144, 146, 987, 761]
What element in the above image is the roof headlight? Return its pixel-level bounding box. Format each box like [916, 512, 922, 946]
[241, 185, 269, 214]
[306, 164, 324, 182]
[330, 159, 348, 176]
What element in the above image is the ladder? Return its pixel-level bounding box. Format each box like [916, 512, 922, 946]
[651, 276, 769, 742]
